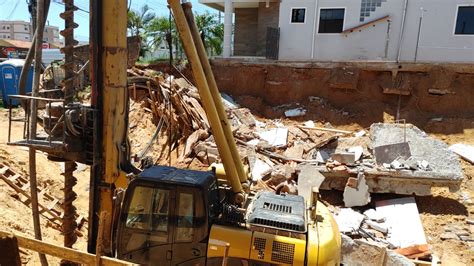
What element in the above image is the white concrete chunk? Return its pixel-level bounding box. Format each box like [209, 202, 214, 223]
[376, 197, 427, 248]
[257, 127, 288, 147]
[449, 143, 474, 164]
[343, 173, 371, 207]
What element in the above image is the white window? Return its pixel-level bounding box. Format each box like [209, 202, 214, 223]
[291, 8, 306, 24]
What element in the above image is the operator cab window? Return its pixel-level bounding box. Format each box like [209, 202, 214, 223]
[175, 192, 195, 242]
[291, 8, 306, 24]
[126, 186, 170, 233]
[319, 8, 345, 33]
[455, 6, 474, 35]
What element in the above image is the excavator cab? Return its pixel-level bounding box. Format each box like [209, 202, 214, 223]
[116, 166, 220, 265]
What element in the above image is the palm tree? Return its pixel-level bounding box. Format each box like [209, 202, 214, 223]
[147, 16, 182, 59]
[127, 4, 156, 56]
[194, 12, 224, 56]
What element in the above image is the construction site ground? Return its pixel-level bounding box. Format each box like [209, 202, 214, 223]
[1, 96, 474, 264]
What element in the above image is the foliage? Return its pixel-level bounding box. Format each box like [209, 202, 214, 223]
[129, 6, 224, 59]
[194, 12, 224, 56]
[127, 5, 156, 56]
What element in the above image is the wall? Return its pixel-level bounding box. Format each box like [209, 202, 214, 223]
[399, 0, 474, 62]
[257, 2, 280, 56]
[234, 8, 259, 56]
[276, 0, 474, 62]
[209, 60, 474, 125]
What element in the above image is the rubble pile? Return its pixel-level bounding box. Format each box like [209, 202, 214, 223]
[126, 68, 470, 265]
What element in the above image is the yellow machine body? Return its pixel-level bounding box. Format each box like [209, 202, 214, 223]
[207, 203, 341, 266]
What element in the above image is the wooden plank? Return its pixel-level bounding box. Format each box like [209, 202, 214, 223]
[8, 94, 65, 102]
[0, 230, 136, 266]
[0, 166, 9, 175]
[47, 199, 59, 210]
[8, 174, 20, 182]
[341, 15, 390, 34]
[297, 126, 352, 134]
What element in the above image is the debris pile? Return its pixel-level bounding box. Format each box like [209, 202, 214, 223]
[335, 197, 433, 265]
[127, 69, 463, 195]
[126, 68, 470, 264]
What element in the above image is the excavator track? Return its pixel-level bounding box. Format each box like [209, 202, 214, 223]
[59, 0, 79, 251]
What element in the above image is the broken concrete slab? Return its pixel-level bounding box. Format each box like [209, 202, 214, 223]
[340, 236, 387, 266]
[297, 164, 325, 202]
[449, 143, 474, 164]
[257, 127, 288, 147]
[364, 209, 386, 223]
[342, 238, 415, 265]
[364, 220, 389, 234]
[250, 159, 272, 181]
[233, 108, 256, 127]
[335, 208, 365, 233]
[371, 123, 463, 182]
[332, 152, 356, 165]
[343, 172, 371, 207]
[376, 197, 427, 248]
[348, 146, 364, 161]
[284, 141, 305, 159]
[385, 250, 415, 266]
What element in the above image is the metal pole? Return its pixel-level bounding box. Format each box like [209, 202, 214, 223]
[29, 0, 48, 263]
[182, 3, 248, 185]
[18, 0, 51, 105]
[396, 0, 409, 63]
[414, 12, 423, 62]
[168, 0, 244, 203]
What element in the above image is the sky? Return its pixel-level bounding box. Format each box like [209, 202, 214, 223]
[0, 0, 215, 42]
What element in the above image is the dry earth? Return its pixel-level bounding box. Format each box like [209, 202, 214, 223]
[0, 101, 473, 264]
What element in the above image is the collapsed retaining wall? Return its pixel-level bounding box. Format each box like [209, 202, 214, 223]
[209, 60, 474, 119]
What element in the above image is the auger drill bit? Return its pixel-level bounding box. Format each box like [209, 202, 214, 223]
[59, 0, 79, 258]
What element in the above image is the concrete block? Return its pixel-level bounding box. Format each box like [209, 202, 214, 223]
[332, 152, 356, 165]
[344, 172, 371, 207]
[385, 250, 415, 266]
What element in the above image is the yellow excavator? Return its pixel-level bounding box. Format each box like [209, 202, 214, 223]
[85, 0, 341, 265]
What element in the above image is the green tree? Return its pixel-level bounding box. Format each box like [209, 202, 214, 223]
[147, 16, 180, 55]
[127, 4, 156, 56]
[194, 12, 223, 56]
[146, 11, 224, 59]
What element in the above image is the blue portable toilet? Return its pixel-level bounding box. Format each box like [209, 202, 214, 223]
[0, 59, 34, 106]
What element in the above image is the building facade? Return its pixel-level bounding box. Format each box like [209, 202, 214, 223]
[0, 20, 62, 47]
[200, 0, 474, 62]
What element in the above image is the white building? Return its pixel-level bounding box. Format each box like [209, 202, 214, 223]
[200, 0, 474, 62]
[0, 20, 63, 47]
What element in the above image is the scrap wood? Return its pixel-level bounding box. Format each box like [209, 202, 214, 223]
[236, 139, 320, 163]
[304, 134, 339, 153]
[298, 125, 352, 134]
[395, 244, 431, 259]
